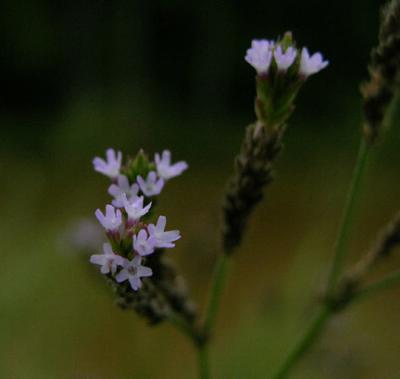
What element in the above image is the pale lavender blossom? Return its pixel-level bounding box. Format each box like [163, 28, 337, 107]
[245, 39, 274, 75]
[93, 148, 122, 179]
[133, 229, 156, 256]
[137, 171, 164, 197]
[299, 48, 329, 77]
[115, 256, 153, 291]
[148, 216, 181, 248]
[95, 204, 122, 232]
[274, 46, 297, 71]
[108, 175, 139, 208]
[122, 194, 151, 221]
[155, 150, 188, 180]
[90, 243, 124, 274]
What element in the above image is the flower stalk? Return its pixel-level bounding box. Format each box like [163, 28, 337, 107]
[272, 138, 371, 379]
[202, 32, 329, 379]
[272, 306, 331, 379]
[203, 253, 231, 338]
[326, 138, 371, 297]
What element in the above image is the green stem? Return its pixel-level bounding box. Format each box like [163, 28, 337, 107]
[203, 253, 231, 338]
[192, 253, 230, 379]
[271, 306, 331, 379]
[169, 253, 231, 379]
[198, 344, 210, 379]
[271, 270, 400, 379]
[352, 270, 400, 304]
[327, 138, 371, 297]
[272, 138, 371, 379]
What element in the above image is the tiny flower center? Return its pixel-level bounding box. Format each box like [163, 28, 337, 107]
[128, 266, 138, 275]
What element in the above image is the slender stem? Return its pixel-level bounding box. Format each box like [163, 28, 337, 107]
[272, 138, 371, 379]
[271, 306, 331, 379]
[351, 270, 400, 304]
[169, 253, 231, 379]
[203, 253, 231, 338]
[327, 138, 371, 297]
[198, 344, 210, 379]
[271, 270, 400, 379]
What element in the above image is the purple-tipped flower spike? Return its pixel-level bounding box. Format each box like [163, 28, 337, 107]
[148, 216, 181, 248]
[122, 194, 151, 222]
[137, 171, 164, 197]
[95, 204, 122, 232]
[133, 229, 156, 256]
[93, 148, 122, 179]
[245, 39, 274, 75]
[274, 46, 297, 71]
[299, 47, 329, 78]
[155, 150, 188, 180]
[109, 175, 139, 208]
[90, 243, 124, 274]
[115, 256, 153, 291]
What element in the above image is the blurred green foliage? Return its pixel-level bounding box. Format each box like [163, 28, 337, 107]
[1, 0, 400, 378]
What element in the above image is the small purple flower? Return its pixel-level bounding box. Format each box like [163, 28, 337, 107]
[108, 175, 139, 208]
[245, 39, 274, 75]
[95, 204, 122, 232]
[93, 148, 122, 179]
[115, 256, 153, 291]
[137, 171, 164, 197]
[274, 46, 297, 71]
[133, 229, 156, 256]
[148, 216, 181, 248]
[299, 48, 329, 77]
[122, 194, 151, 221]
[90, 243, 124, 274]
[155, 150, 188, 180]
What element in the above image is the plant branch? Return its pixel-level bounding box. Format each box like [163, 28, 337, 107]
[326, 138, 371, 296]
[203, 253, 231, 339]
[272, 138, 371, 379]
[351, 270, 400, 304]
[271, 305, 331, 379]
[198, 344, 210, 379]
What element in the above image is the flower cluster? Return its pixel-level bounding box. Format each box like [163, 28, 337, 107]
[243, 32, 329, 128]
[90, 148, 187, 291]
[245, 35, 329, 77]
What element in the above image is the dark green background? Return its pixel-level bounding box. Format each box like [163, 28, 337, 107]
[2, 0, 400, 378]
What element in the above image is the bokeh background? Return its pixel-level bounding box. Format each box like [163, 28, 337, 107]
[2, 0, 400, 378]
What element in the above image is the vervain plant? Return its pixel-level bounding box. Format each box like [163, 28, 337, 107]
[80, 1, 400, 377]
